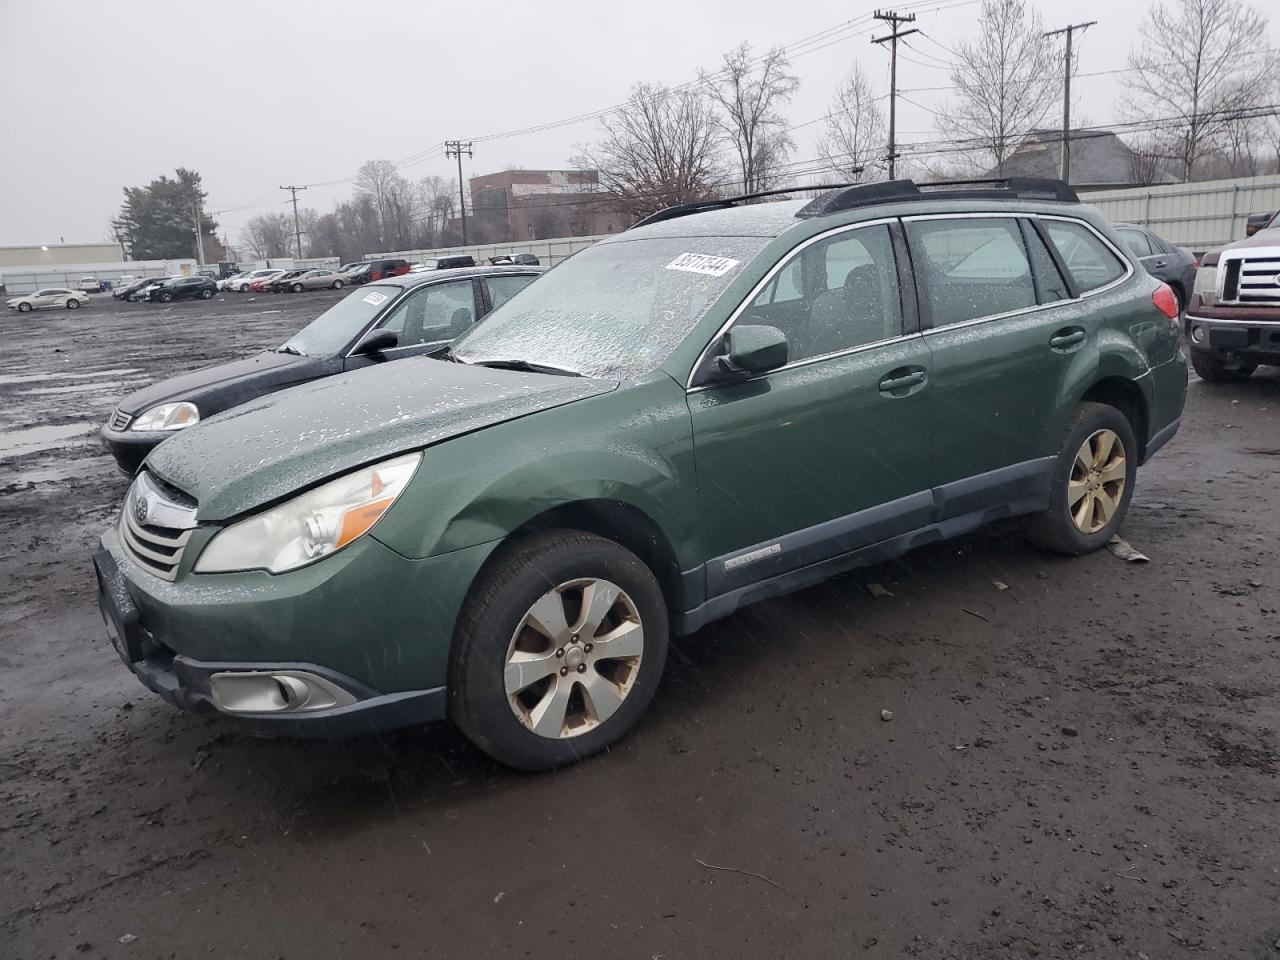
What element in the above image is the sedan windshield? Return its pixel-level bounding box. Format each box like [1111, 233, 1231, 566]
[281, 284, 403, 356]
[450, 236, 764, 379]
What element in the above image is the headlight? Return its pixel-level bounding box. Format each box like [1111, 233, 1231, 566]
[131, 401, 200, 432]
[1192, 264, 1218, 306]
[194, 452, 421, 574]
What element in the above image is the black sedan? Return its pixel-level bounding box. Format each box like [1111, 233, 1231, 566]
[101, 265, 544, 473]
[149, 275, 219, 303]
[1113, 223, 1198, 312]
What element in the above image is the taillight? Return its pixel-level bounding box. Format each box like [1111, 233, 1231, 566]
[1152, 284, 1179, 320]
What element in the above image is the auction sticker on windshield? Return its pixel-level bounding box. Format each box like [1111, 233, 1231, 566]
[362, 291, 389, 306]
[665, 253, 740, 277]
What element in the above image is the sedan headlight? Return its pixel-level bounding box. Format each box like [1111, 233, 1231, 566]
[194, 452, 421, 574]
[1192, 264, 1218, 306]
[131, 401, 200, 432]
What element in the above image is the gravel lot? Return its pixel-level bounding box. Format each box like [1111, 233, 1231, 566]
[2, 293, 1278, 959]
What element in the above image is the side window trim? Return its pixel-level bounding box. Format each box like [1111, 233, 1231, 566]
[1029, 217, 1081, 299]
[686, 217, 910, 391]
[888, 219, 921, 335]
[1018, 217, 1073, 305]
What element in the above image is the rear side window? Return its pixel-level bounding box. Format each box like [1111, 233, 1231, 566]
[1116, 228, 1153, 258]
[1043, 220, 1127, 292]
[908, 218, 1035, 327]
[1020, 221, 1071, 303]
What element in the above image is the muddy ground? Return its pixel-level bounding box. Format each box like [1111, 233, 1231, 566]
[1, 293, 1278, 959]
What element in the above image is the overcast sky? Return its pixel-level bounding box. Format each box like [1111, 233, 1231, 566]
[0, 0, 1271, 248]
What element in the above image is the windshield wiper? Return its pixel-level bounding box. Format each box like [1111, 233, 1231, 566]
[470, 358, 583, 377]
[437, 345, 466, 363]
[277, 344, 305, 356]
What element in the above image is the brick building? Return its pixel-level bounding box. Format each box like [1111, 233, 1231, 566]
[468, 170, 631, 242]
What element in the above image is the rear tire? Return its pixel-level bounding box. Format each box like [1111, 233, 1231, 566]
[449, 530, 669, 771]
[1191, 349, 1255, 382]
[1025, 402, 1137, 556]
[333, 280, 343, 289]
[66, 298, 80, 309]
[200, 288, 213, 300]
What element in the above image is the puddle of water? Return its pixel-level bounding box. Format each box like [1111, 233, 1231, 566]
[3, 455, 114, 486]
[21, 380, 150, 396]
[0, 422, 93, 459]
[0, 368, 143, 386]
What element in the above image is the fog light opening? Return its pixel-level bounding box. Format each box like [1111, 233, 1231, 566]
[1190, 324, 1205, 344]
[209, 670, 358, 715]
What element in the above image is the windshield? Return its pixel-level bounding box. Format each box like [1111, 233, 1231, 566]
[451, 237, 764, 379]
[281, 284, 402, 355]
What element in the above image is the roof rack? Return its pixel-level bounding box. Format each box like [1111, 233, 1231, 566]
[796, 177, 1078, 217]
[628, 183, 861, 230]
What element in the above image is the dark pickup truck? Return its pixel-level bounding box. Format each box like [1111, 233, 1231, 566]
[1185, 215, 1280, 381]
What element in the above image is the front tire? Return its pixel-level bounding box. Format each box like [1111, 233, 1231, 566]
[200, 288, 213, 299]
[1191, 349, 1255, 382]
[18, 302, 32, 313]
[449, 530, 669, 771]
[292, 283, 304, 293]
[333, 280, 344, 289]
[1025, 402, 1137, 556]
[159, 292, 173, 303]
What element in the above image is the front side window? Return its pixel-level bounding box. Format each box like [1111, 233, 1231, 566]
[908, 218, 1036, 327]
[1043, 220, 1127, 293]
[379, 279, 475, 346]
[452, 236, 766, 380]
[737, 223, 902, 362]
[282, 284, 406, 356]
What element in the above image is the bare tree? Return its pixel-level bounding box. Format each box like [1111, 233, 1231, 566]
[241, 212, 293, 259]
[817, 64, 887, 182]
[701, 43, 800, 193]
[417, 175, 456, 240]
[573, 82, 723, 220]
[354, 159, 402, 246]
[1125, 0, 1276, 181]
[1125, 135, 1166, 185]
[936, 0, 1059, 176]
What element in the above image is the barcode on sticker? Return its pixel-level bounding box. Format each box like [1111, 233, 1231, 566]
[666, 253, 740, 277]
[362, 291, 389, 306]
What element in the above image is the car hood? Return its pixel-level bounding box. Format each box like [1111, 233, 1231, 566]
[145, 357, 617, 521]
[119, 351, 307, 414]
[1205, 228, 1280, 261]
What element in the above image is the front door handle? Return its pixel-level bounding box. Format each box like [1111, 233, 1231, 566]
[1152, 259, 1168, 268]
[1049, 328, 1086, 351]
[878, 369, 927, 394]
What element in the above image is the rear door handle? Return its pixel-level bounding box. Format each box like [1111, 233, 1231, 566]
[878, 370, 926, 393]
[1049, 329, 1086, 350]
[1153, 259, 1168, 268]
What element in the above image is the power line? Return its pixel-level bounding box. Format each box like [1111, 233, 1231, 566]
[443, 141, 474, 244]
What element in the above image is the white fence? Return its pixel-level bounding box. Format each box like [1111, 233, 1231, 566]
[0, 259, 199, 294]
[371, 235, 606, 268]
[1080, 175, 1280, 252]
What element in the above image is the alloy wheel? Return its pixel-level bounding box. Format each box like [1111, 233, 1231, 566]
[1069, 428, 1126, 534]
[504, 578, 644, 739]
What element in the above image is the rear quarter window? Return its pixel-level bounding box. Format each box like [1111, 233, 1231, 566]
[1043, 220, 1127, 293]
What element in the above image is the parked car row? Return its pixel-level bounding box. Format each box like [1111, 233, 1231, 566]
[94, 177, 1190, 772]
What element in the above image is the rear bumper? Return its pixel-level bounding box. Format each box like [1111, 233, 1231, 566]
[1185, 313, 1280, 361]
[93, 545, 447, 737]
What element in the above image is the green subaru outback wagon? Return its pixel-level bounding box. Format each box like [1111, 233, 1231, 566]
[95, 178, 1187, 770]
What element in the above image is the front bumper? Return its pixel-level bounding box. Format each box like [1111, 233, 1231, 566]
[94, 545, 447, 736]
[100, 422, 165, 475]
[1185, 313, 1280, 361]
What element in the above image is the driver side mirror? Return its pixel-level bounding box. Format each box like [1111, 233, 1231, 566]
[717, 324, 789, 377]
[354, 329, 399, 354]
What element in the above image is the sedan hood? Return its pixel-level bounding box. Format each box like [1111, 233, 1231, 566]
[120, 351, 305, 414]
[145, 357, 616, 521]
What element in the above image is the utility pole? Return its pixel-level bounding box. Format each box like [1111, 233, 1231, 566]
[1044, 21, 1096, 184]
[444, 140, 474, 245]
[192, 201, 206, 266]
[279, 184, 308, 258]
[872, 10, 918, 180]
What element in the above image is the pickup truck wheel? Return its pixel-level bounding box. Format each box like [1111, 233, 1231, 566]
[1190, 349, 1255, 382]
[1025, 402, 1137, 556]
[449, 530, 668, 771]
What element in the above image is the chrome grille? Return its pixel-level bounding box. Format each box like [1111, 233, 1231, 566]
[108, 408, 132, 431]
[118, 472, 198, 581]
[1221, 248, 1280, 304]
